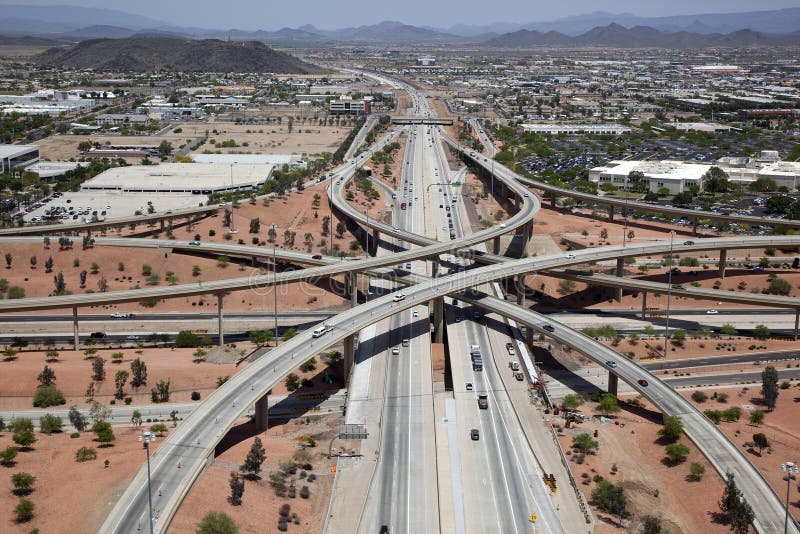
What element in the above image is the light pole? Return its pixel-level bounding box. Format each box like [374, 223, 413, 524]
[663, 230, 676, 362]
[782, 462, 798, 534]
[622, 174, 629, 247]
[271, 223, 278, 346]
[137, 431, 156, 534]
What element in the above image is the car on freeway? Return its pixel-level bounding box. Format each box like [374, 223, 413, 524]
[565, 253, 576, 259]
[514, 372, 525, 381]
[391, 347, 400, 355]
[412, 310, 419, 318]
[111, 312, 129, 319]
[752, 266, 764, 272]
[499, 223, 507, 228]
[638, 379, 649, 387]
[605, 360, 617, 368]
[506, 343, 516, 356]
[402, 338, 409, 347]
[125, 335, 141, 341]
[470, 429, 480, 441]
[311, 254, 322, 260]
[706, 309, 719, 314]
[683, 240, 695, 245]
[455, 315, 461, 322]
[90, 332, 106, 338]
[523, 193, 529, 197]
[542, 324, 555, 332]
[188, 241, 201, 246]
[465, 382, 473, 391]
[392, 294, 406, 302]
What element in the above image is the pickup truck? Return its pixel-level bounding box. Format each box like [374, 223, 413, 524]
[478, 395, 488, 409]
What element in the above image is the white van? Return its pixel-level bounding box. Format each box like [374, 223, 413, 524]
[311, 326, 326, 338]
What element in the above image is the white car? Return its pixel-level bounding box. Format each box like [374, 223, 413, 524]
[111, 312, 129, 319]
[392, 294, 406, 302]
[706, 309, 719, 314]
[391, 347, 400, 355]
[565, 253, 576, 259]
[500, 223, 507, 228]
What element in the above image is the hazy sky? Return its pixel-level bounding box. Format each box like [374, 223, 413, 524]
[5, 0, 800, 30]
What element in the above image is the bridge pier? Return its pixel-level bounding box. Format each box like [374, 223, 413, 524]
[160, 219, 165, 232]
[641, 292, 647, 320]
[343, 334, 356, 385]
[492, 236, 500, 255]
[516, 274, 526, 307]
[433, 297, 444, 343]
[607, 205, 615, 222]
[608, 372, 619, 396]
[718, 249, 727, 279]
[349, 273, 359, 307]
[255, 393, 269, 431]
[795, 309, 799, 341]
[431, 260, 439, 278]
[615, 257, 625, 302]
[692, 217, 699, 237]
[371, 229, 379, 255]
[525, 325, 534, 347]
[217, 293, 224, 347]
[72, 306, 79, 350]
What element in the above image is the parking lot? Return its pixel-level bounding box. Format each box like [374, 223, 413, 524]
[21, 191, 209, 224]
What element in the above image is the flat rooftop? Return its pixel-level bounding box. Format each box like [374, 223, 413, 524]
[0, 144, 38, 158]
[81, 163, 273, 193]
[189, 153, 299, 165]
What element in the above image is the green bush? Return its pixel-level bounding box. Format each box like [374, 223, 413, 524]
[32, 385, 65, 408]
[75, 446, 97, 462]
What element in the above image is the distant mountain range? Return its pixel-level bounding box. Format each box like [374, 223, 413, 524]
[483, 23, 800, 48]
[2, 4, 800, 47]
[35, 37, 326, 73]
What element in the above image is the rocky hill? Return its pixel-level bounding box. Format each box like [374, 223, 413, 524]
[35, 36, 324, 73]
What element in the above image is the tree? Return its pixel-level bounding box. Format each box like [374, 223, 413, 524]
[53, 271, 66, 294]
[89, 401, 111, 423]
[4, 252, 11, 268]
[336, 221, 346, 238]
[761, 366, 779, 410]
[268, 225, 277, 243]
[596, 393, 620, 416]
[241, 437, 266, 478]
[752, 433, 769, 454]
[322, 215, 330, 236]
[229, 472, 245, 505]
[285, 373, 300, 391]
[43, 236, 50, 249]
[248, 329, 274, 347]
[37, 365, 56, 387]
[14, 498, 34, 522]
[39, 413, 62, 434]
[642, 516, 663, 534]
[749, 410, 765, 426]
[114, 370, 129, 400]
[563, 393, 583, 410]
[85, 382, 95, 402]
[130, 358, 147, 388]
[665, 443, 690, 463]
[75, 446, 97, 462]
[0, 446, 18, 466]
[572, 432, 599, 452]
[150, 423, 168, 436]
[702, 166, 728, 196]
[32, 385, 65, 408]
[79, 269, 87, 287]
[92, 420, 115, 445]
[175, 330, 207, 347]
[719, 472, 742, 521]
[158, 140, 173, 156]
[753, 324, 770, 339]
[29, 255, 37, 269]
[198, 511, 239, 534]
[92, 357, 106, 381]
[299, 357, 317, 372]
[689, 462, 706, 481]
[131, 410, 142, 427]
[591, 479, 627, 524]
[69, 406, 87, 432]
[151, 379, 170, 403]
[557, 279, 576, 294]
[11, 472, 35, 495]
[730, 499, 755, 534]
[766, 277, 791, 295]
[658, 416, 684, 442]
[10, 418, 35, 448]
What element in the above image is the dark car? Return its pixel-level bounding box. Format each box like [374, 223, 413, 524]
[683, 240, 694, 245]
[542, 324, 555, 332]
[638, 379, 649, 387]
[470, 429, 480, 441]
[90, 332, 106, 339]
[311, 254, 322, 260]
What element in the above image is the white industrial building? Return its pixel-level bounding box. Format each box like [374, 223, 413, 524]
[189, 153, 301, 166]
[521, 123, 631, 135]
[0, 145, 40, 174]
[590, 159, 800, 194]
[26, 161, 88, 181]
[81, 163, 273, 194]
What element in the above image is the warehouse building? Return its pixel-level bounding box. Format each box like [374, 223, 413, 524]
[81, 163, 273, 194]
[521, 123, 631, 135]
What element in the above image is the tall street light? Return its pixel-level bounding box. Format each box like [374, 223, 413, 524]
[782, 462, 798, 534]
[270, 223, 278, 346]
[622, 174, 629, 248]
[137, 431, 156, 534]
[663, 230, 676, 362]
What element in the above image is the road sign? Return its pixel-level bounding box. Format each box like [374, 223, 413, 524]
[339, 424, 368, 440]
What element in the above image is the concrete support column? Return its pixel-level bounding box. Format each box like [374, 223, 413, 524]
[516, 274, 526, 307]
[692, 218, 699, 237]
[525, 325, 534, 347]
[607, 205, 615, 221]
[608, 372, 619, 396]
[251, 256, 257, 267]
[641, 292, 647, 320]
[615, 257, 625, 302]
[217, 293, 224, 347]
[515, 196, 521, 211]
[371, 229, 379, 255]
[255, 393, 269, 431]
[343, 334, 356, 385]
[433, 297, 444, 343]
[492, 236, 500, 255]
[160, 219, 165, 232]
[718, 249, 728, 279]
[350, 272, 358, 307]
[795, 309, 799, 341]
[72, 306, 79, 350]
[431, 260, 439, 278]
[523, 221, 532, 250]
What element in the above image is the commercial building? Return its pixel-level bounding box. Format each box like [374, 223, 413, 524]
[0, 145, 40, 174]
[81, 163, 273, 194]
[189, 153, 301, 166]
[25, 161, 88, 181]
[521, 123, 631, 135]
[95, 114, 150, 126]
[329, 96, 369, 115]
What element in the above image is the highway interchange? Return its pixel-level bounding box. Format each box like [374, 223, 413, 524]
[0, 73, 798, 533]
